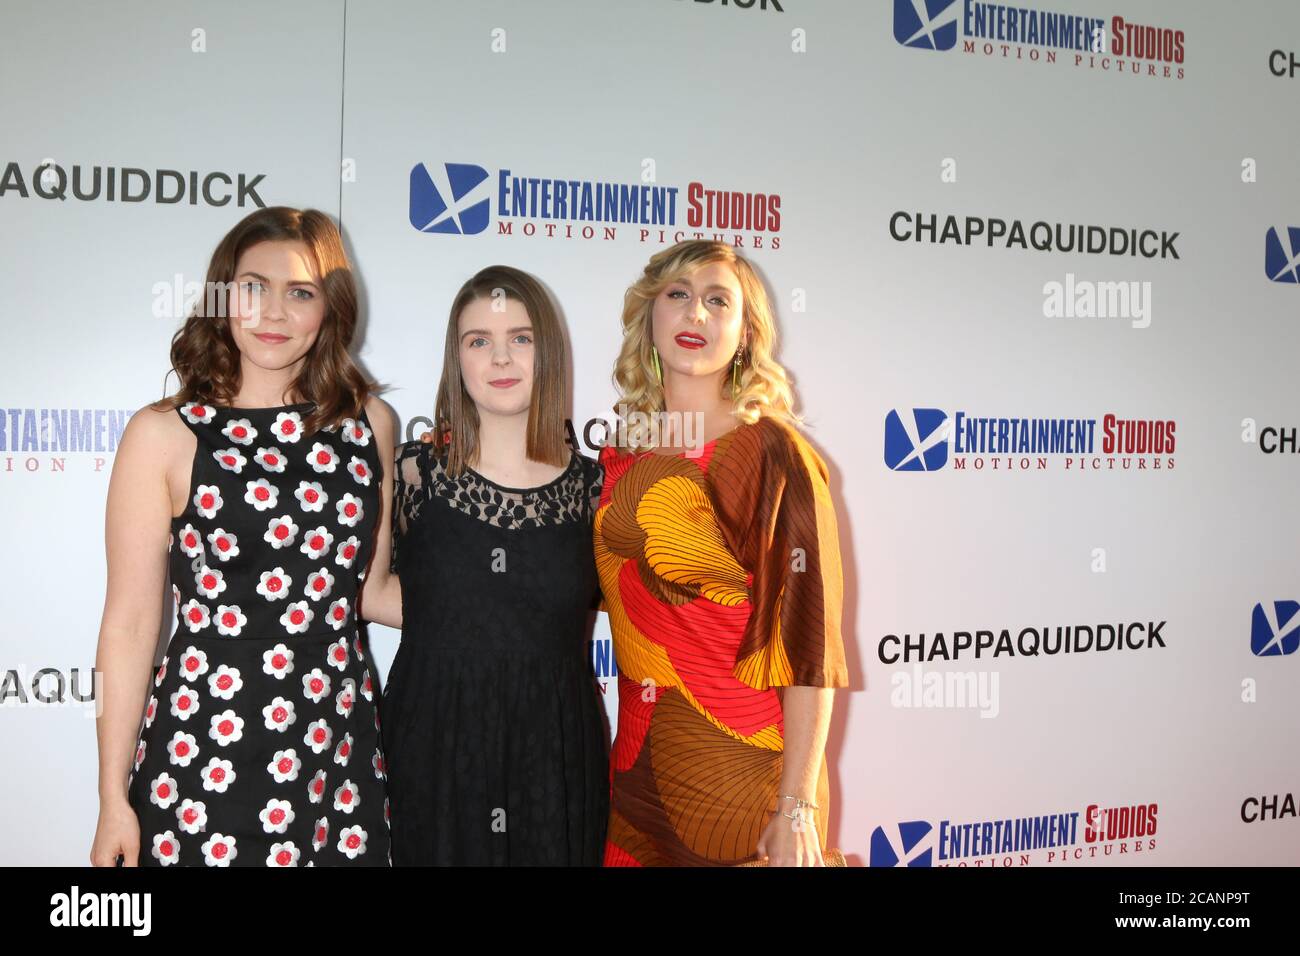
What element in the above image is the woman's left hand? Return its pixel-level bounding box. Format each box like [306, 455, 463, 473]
[756, 808, 825, 867]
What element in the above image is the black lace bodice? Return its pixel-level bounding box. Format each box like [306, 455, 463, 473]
[390, 440, 603, 571]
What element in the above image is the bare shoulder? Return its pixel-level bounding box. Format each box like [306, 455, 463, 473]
[119, 402, 190, 462]
[364, 395, 395, 437]
[112, 403, 195, 517]
[363, 394, 398, 456]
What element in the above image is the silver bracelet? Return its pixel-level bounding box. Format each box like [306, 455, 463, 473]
[777, 794, 820, 811]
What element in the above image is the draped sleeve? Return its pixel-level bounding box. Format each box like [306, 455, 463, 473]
[710, 417, 848, 690]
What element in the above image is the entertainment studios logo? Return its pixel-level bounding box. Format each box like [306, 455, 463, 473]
[871, 800, 1159, 867]
[883, 407, 1176, 473]
[1250, 601, 1300, 657]
[893, 0, 1186, 80]
[409, 161, 784, 250]
[1, 406, 134, 474]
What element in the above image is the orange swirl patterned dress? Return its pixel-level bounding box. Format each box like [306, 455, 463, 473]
[594, 415, 849, 866]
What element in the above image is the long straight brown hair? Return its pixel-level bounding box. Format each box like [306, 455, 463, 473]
[435, 266, 569, 477]
[157, 206, 375, 433]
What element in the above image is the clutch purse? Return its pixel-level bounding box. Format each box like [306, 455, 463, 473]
[736, 847, 847, 867]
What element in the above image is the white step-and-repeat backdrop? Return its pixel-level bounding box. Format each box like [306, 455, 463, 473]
[2, 0, 1297, 865]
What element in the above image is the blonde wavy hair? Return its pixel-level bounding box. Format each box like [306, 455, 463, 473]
[612, 240, 797, 449]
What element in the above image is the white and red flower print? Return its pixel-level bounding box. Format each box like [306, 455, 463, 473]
[259, 798, 295, 835]
[264, 515, 299, 550]
[201, 757, 236, 793]
[299, 526, 334, 560]
[177, 523, 205, 558]
[206, 528, 240, 562]
[214, 604, 247, 637]
[151, 830, 180, 866]
[201, 832, 237, 867]
[266, 841, 300, 867]
[244, 478, 279, 512]
[256, 567, 292, 601]
[326, 597, 350, 631]
[166, 731, 199, 768]
[295, 480, 328, 512]
[207, 664, 242, 699]
[304, 720, 333, 756]
[334, 536, 360, 569]
[179, 599, 210, 633]
[272, 410, 305, 444]
[340, 418, 371, 447]
[263, 643, 294, 679]
[175, 798, 207, 834]
[170, 685, 200, 721]
[222, 418, 257, 446]
[347, 457, 372, 487]
[305, 567, 335, 602]
[133, 403, 386, 867]
[333, 779, 360, 814]
[253, 446, 287, 473]
[302, 668, 331, 703]
[195, 565, 226, 599]
[212, 447, 247, 474]
[307, 442, 340, 475]
[149, 773, 180, 809]
[262, 696, 296, 732]
[178, 646, 209, 682]
[209, 709, 245, 747]
[326, 637, 349, 671]
[280, 601, 314, 635]
[267, 748, 301, 783]
[193, 485, 223, 519]
[335, 493, 363, 527]
[181, 403, 216, 425]
[337, 825, 367, 859]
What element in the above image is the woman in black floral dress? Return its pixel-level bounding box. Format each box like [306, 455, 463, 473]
[375, 266, 609, 865]
[91, 207, 393, 867]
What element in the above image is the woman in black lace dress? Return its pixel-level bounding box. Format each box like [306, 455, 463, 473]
[363, 266, 608, 865]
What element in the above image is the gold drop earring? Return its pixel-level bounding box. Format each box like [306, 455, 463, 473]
[650, 345, 664, 385]
[731, 346, 745, 399]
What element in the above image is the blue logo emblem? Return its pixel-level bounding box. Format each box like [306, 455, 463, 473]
[870, 821, 934, 867]
[410, 162, 491, 235]
[885, 408, 950, 471]
[894, 0, 960, 51]
[1251, 601, 1300, 656]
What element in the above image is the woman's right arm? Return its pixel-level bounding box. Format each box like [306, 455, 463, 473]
[89, 407, 180, 867]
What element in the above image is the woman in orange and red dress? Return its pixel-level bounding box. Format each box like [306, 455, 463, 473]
[595, 240, 849, 866]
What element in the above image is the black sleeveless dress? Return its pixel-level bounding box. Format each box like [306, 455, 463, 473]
[383, 440, 609, 865]
[126, 401, 391, 866]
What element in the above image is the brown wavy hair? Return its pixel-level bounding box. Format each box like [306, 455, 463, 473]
[434, 265, 569, 477]
[156, 206, 375, 433]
